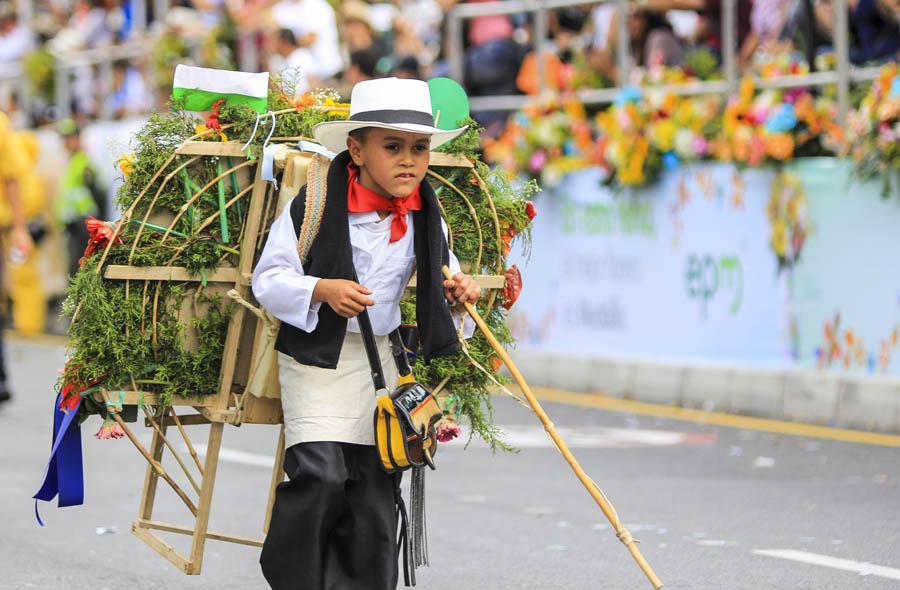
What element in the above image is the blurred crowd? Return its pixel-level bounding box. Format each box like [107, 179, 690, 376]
[1, 0, 898, 126]
[0, 0, 897, 338]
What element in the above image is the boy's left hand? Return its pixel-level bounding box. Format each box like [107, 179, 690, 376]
[443, 272, 481, 306]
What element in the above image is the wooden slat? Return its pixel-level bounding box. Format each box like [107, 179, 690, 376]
[104, 265, 238, 283]
[92, 391, 216, 407]
[136, 519, 265, 548]
[408, 273, 505, 290]
[132, 522, 195, 574]
[428, 152, 473, 168]
[145, 413, 211, 428]
[175, 141, 246, 157]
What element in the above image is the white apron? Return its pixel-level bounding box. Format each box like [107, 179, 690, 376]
[278, 330, 400, 448]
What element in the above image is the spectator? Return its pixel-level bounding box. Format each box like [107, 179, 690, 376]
[849, 0, 900, 63]
[590, 4, 687, 84]
[0, 3, 34, 63]
[339, 1, 390, 58]
[551, 5, 591, 63]
[340, 0, 373, 54]
[341, 47, 380, 96]
[104, 59, 152, 118]
[0, 110, 35, 404]
[390, 54, 423, 79]
[5, 131, 48, 336]
[54, 119, 103, 279]
[268, 28, 316, 95]
[270, 0, 343, 83]
[394, 0, 444, 66]
[696, 0, 755, 66]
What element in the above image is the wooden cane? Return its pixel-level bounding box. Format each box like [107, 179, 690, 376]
[111, 414, 199, 517]
[442, 266, 663, 589]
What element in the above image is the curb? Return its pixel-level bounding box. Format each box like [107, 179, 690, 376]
[507, 348, 900, 434]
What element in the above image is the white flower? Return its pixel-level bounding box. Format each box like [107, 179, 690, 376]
[674, 129, 696, 158]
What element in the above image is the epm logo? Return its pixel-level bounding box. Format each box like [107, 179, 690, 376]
[685, 254, 743, 318]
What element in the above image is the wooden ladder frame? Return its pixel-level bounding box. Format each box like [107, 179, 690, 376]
[102, 141, 503, 575]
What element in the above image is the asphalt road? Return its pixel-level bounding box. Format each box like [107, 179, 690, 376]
[2, 337, 899, 590]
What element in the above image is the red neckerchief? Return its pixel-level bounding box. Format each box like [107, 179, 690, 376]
[346, 163, 422, 242]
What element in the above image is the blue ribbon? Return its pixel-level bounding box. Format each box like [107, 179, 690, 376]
[32, 393, 84, 526]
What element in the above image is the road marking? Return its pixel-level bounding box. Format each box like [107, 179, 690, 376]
[522, 387, 900, 448]
[754, 549, 900, 581]
[193, 444, 275, 468]
[186, 423, 708, 469]
[446, 424, 714, 448]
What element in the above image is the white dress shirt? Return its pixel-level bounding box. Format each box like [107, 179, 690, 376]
[252, 203, 475, 339]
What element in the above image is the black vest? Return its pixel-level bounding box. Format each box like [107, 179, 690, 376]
[272, 150, 460, 369]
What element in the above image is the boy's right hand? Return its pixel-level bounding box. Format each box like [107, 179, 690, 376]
[312, 279, 375, 318]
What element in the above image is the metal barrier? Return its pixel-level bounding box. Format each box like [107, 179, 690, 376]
[447, 0, 883, 122]
[3, 0, 887, 124]
[53, 39, 154, 120]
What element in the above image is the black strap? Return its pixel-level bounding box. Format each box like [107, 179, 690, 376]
[357, 307, 387, 391]
[354, 270, 409, 391]
[389, 330, 413, 378]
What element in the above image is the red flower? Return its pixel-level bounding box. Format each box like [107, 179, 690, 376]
[81, 217, 122, 265]
[59, 380, 82, 411]
[58, 363, 106, 412]
[525, 201, 537, 222]
[436, 422, 461, 443]
[206, 98, 225, 130]
[502, 265, 523, 310]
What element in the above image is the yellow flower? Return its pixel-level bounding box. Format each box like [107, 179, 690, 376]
[118, 153, 135, 178]
[323, 98, 351, 118]
[739, 76, 755, 107]
[564, 99, 587, 121]
[771, 218, 788, 257]
[194, 123, 227, 141]
[764, 133, 795, 160]
[619, 136, 648, 185]
[651, 119, 677, 152]
[661, 93, 678, 115]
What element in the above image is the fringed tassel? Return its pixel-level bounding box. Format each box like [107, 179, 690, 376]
[394, 474, 415, 587]
[409, 467, 429, 570]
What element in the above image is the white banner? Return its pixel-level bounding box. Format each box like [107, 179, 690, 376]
[509, 164, 793, 367]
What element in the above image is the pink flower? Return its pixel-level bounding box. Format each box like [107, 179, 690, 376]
[95, 417, 125, 440]
[692, 136, 709, 157]
[529, 151, 546, 172]
[436, 422, 461, 443]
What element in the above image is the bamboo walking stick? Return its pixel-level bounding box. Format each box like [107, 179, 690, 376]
[442, 266, 663, 589]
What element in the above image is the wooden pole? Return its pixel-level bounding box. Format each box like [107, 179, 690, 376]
[441, 266, 663, 590]
[112, 414, 199, 517]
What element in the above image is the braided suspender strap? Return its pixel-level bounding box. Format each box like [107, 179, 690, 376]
[296, 153, 330, 264]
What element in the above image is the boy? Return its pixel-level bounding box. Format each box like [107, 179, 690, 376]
[252, 77, 479, 589]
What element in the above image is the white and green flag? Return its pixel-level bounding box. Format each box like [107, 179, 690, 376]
[172, 65, 269, 113]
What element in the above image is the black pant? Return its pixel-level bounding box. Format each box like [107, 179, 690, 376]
[261, 442, 399, 590]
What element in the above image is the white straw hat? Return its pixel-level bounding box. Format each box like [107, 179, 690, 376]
[312, 78, 468, 154]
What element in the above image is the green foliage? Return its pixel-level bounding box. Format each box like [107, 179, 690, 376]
[68, 96, 537, 452]
[402, 161, 538, 450]
[63, 258, 233, 410]
[436, 117, 483, 158]
[684, 47, 722, 82]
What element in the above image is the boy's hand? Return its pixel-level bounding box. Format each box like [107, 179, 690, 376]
[313, 279, 375, 318]
[443, 272, 481, 307]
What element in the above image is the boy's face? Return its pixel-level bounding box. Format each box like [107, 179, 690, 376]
[347, 128, 430, 198]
